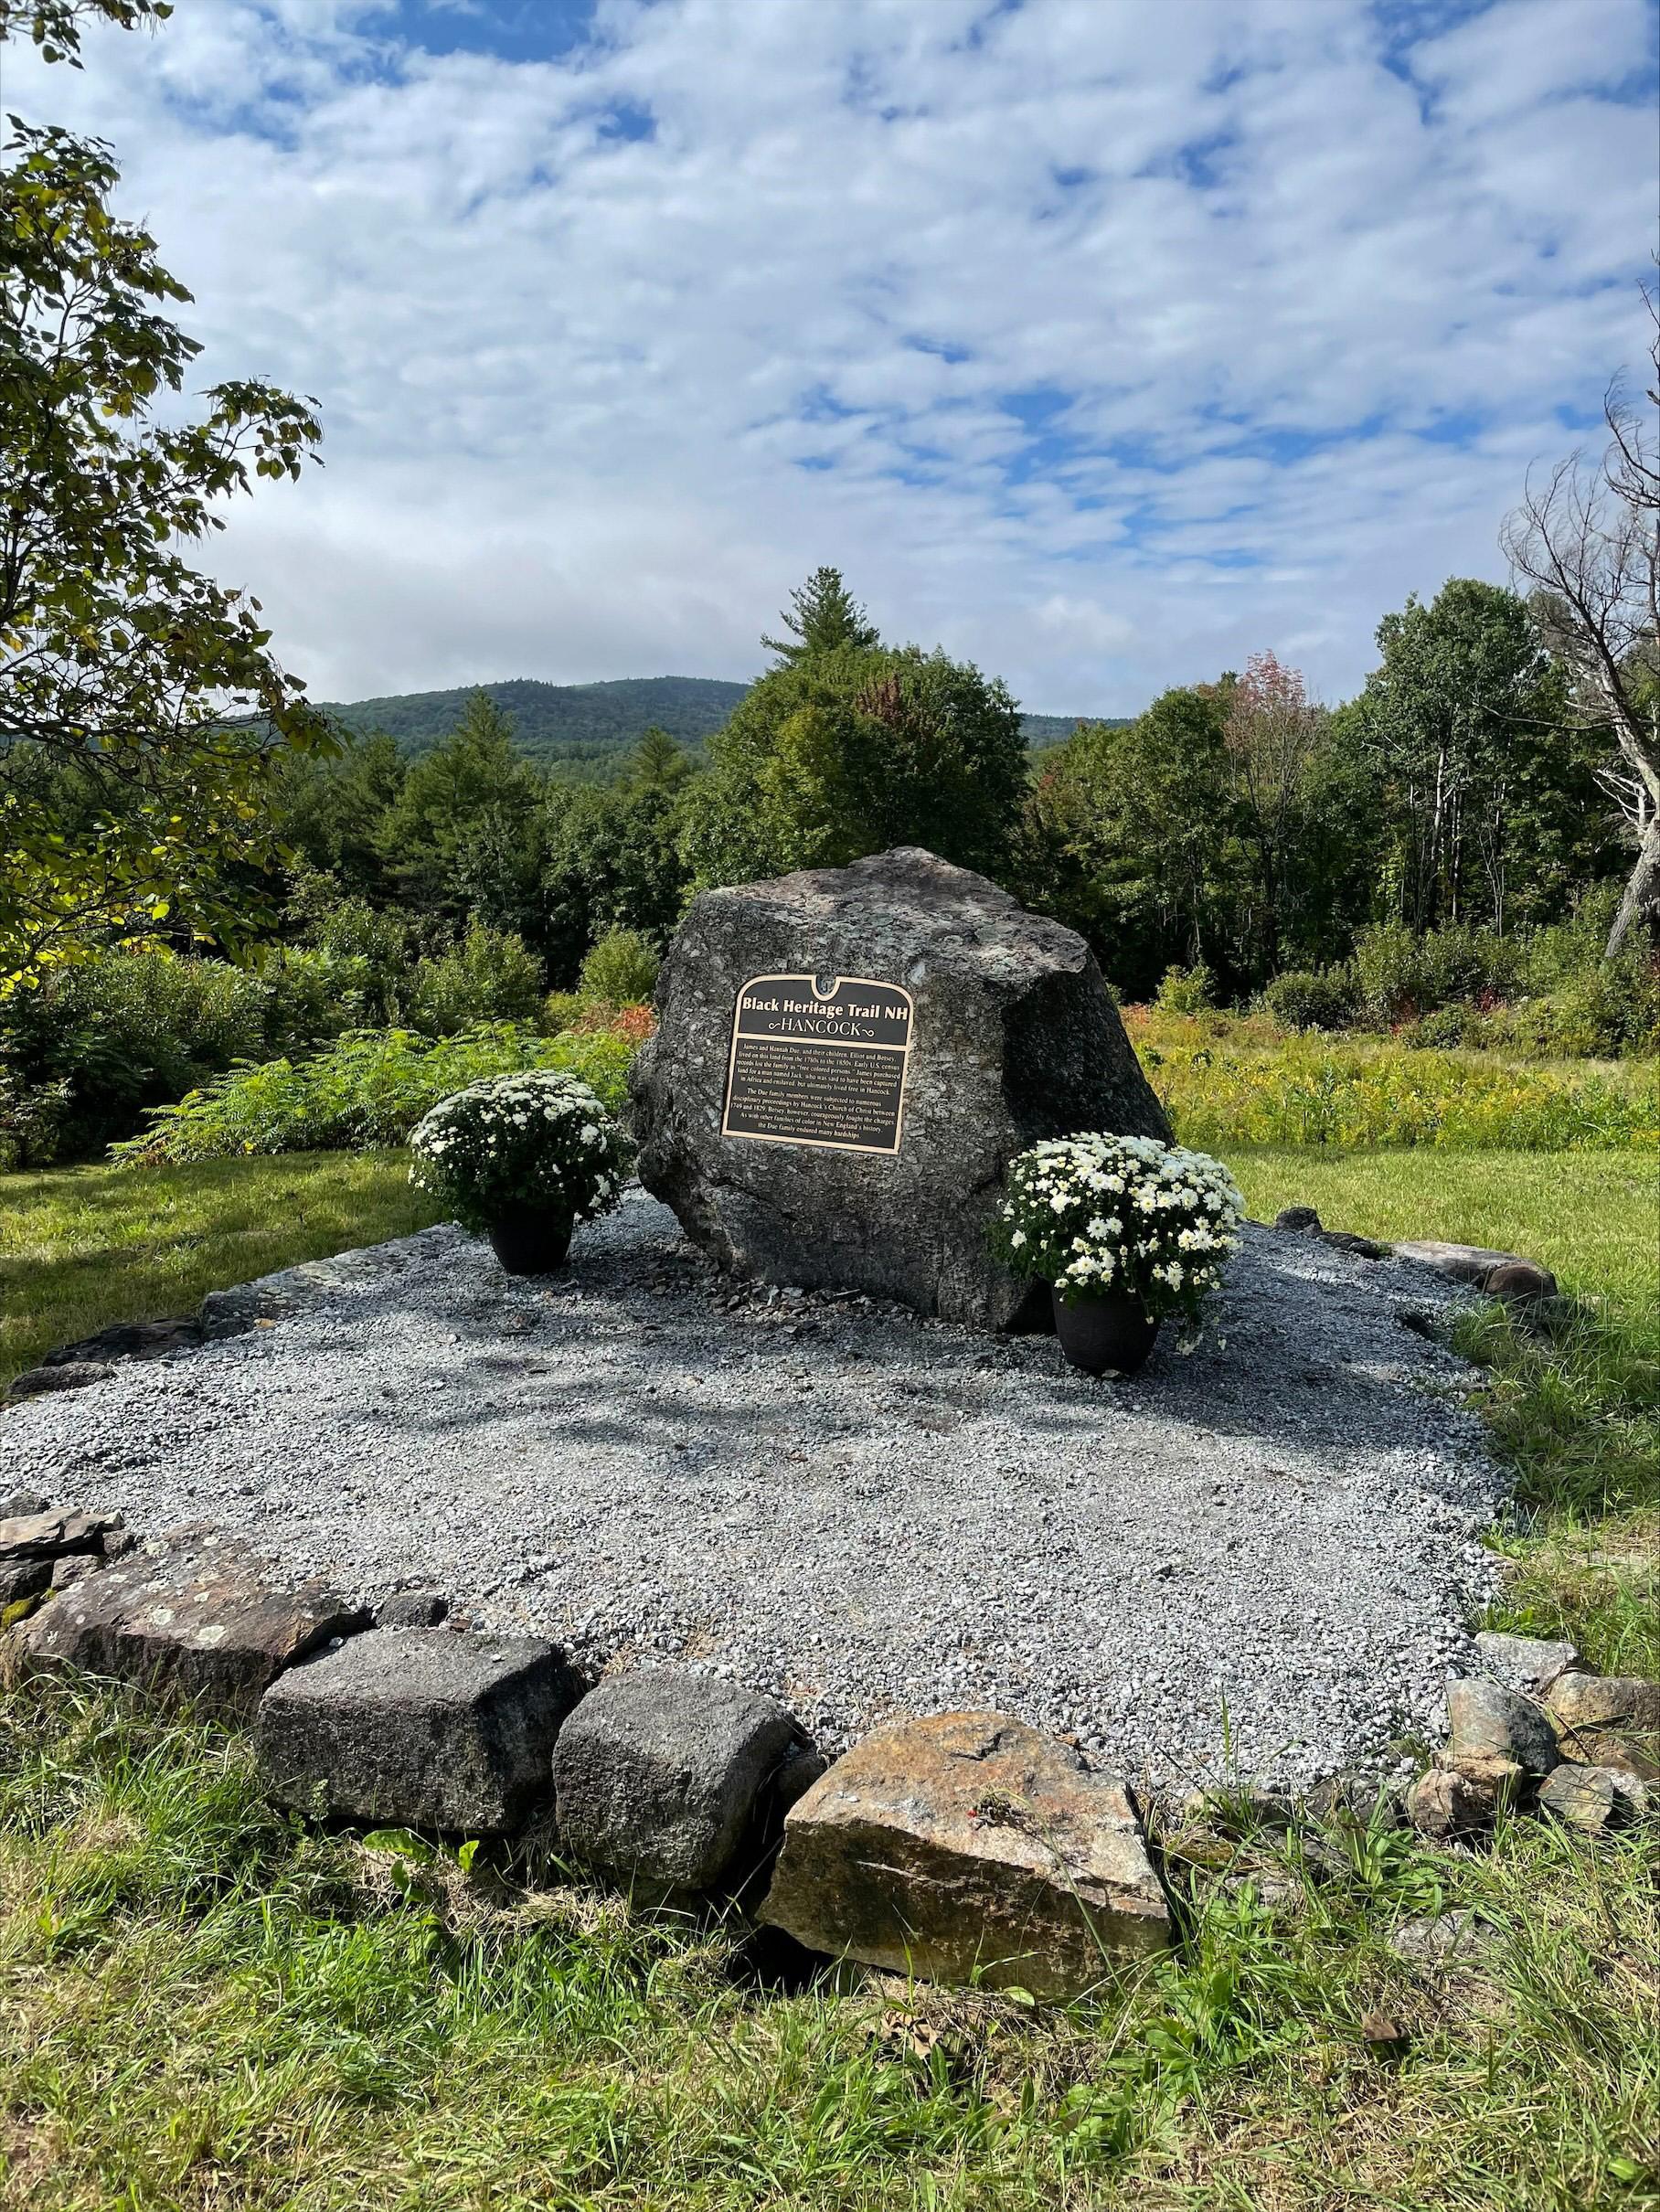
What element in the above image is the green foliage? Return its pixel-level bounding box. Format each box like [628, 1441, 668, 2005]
[111, 1024, 636, 1164]
[0, 947, 271, 1160]
[322, 675, 744, 776]
[1155, 961, 1216, 1016]
[321, 672, 1107, 772]
[1133, 1014, 1660, 1149]
[0, 0, 173, 66]
[540, 752, 690, 984]
[578, 927, 660, 1006]
[1246, 895, 1660, 1058]
[1352, 919, 1526, 1023]
[408, 1069, 630, 1236]
[1348, 579, 1615, 934]
[405, 924, 545, 1036]
[373, 691, 546, 933]
[0, 93, 330, 989]
[686, 642, 1027, 886]
[1261, 964, 1363, 1032]
[1029, 681, 1380, 998]
[761, 565, 881, 665]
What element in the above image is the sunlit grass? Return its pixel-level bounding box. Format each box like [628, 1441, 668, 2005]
[1, 1154, 440, 1391]
[0, 1674, 1656, 2210]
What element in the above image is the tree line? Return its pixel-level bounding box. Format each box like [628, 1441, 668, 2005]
[253, 558, 1633, 1006]
[3, 0, 1656, 1011]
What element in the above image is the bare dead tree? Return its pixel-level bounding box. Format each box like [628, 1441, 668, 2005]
[1501, 287, 1660, 957]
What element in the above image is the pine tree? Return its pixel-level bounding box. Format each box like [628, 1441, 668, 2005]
[761, 567, 880, 665]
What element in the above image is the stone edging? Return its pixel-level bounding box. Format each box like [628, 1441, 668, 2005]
[3, 1488, 1653, 1997]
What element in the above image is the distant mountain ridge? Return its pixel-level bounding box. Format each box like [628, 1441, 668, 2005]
[320, 675, 1118, 776]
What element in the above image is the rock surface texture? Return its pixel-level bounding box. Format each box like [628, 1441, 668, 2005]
[554, 1667, 799, 1888]
[16, 1537, 361, 1717]
[257, 1628, 580, 1831]
[761, 1710, 1170, 1997]
[629, 846, 1170, 1327]
[1546, 1672, 1660, 1779]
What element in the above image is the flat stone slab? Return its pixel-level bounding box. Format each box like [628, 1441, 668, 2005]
[16, 1537, 362, 1717]
[258, 1628, 580, 1832]
[554, 1667, 798, 1888]
[0, 1508, 121, 1560]
[1474, 1631, 1579, 1696]
[1392, 1241, 1549, 1292]
[762, 1711, 1170, 1997]
[0, 1196, 1504, 1794]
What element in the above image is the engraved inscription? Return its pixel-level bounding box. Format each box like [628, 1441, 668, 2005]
[722, 973, 913, 1154]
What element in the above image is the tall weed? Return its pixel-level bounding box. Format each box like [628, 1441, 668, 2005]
[1130, 1015, 1660, 1150]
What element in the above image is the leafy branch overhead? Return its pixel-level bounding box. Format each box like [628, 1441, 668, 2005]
[0, 0, 172, 68]
[0, 32, 331, 990]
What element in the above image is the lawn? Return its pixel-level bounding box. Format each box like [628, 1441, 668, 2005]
[1, 1154, 438, 1393]
[1, 1145, 1658, 2209]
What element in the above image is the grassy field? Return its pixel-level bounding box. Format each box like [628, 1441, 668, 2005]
[1, 1154, 437, 1393]
[1, 1147, 1658, 2207]
[1224, 1146, 1659, 1319]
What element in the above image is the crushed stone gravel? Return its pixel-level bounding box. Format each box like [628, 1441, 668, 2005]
[2, 1192, 1506, 1794]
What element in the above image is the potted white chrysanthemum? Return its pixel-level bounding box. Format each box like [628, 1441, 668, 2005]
[409, 1069, 631, 1275]
[991, 1133, 1243, 1375]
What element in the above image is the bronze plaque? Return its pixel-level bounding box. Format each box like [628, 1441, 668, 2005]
[721, 973, 914, 1154]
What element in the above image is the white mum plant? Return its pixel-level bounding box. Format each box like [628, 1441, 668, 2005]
[409, 1070, 631, 1235]
[992, 1133, 1244, 1321]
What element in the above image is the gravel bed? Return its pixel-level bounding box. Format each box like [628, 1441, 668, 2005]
[1, 1192, 1507, 1793]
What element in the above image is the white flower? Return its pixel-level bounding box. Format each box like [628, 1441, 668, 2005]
[1010, 1228, 1027, 1248]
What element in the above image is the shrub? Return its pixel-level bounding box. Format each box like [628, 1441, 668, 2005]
[0, 950, 271, 1160]
[409, 1070, 631, 1236]
[991, 1133, 1243, 1322]
[579, 928, 661, 1007]
[112, 1023, 637, 1164]
[1353, 920, 1524, 1023]
[406, 925, 545, 1037]
[1262, 966, 1362, 1032]
[0, 1069, 71, 1171]
[1154, 962, 1216, 1016]
[258, 945, 382, 1053]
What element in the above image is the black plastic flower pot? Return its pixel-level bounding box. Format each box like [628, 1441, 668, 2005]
[1049, 1286, 1160, 1377]
[485, 1206, 574, 1276]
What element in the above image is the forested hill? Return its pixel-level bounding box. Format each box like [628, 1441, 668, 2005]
[321, 675, 1110, 776]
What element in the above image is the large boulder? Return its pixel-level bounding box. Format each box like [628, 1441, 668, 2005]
[258, 1628, 581, 1833]
[629, 846, 1170, 1327]
[16, 1538, 363, 1717]
[554, 1667, 800, 1889]
[761, 1710, 1170, 1997]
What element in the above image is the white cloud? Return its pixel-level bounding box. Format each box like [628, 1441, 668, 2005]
[6, 0, 1653, 712]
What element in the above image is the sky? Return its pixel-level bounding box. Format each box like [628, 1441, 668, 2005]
[5, 0, 1655, 715]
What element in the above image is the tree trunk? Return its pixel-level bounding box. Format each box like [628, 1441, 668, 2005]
[1607, 814, 1660, 957]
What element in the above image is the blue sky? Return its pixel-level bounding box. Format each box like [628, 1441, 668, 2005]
[10, 0, 1655, 712]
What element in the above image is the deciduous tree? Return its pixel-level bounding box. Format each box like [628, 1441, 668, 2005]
[0, 14, 330, 990]
[1502, 296, 1660, 955]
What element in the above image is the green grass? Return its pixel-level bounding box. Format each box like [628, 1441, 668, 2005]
[2, 1145, 1659, 2207]
[1, 1154, 439, 1392]
[1222, 1145, 1659, 1321]
[2, 1675, 1657, 2210]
